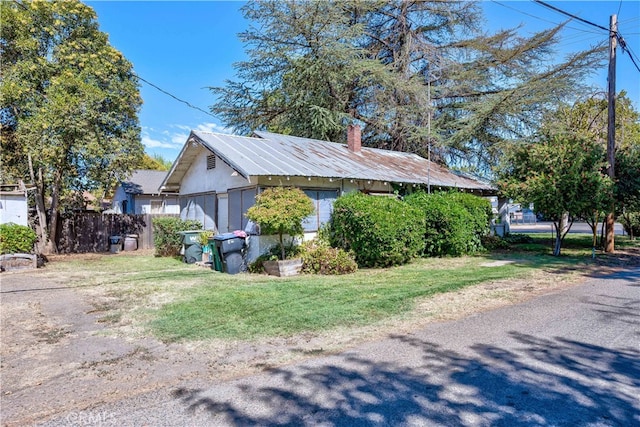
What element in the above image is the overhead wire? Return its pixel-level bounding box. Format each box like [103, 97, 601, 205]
[532, 0, 610, 33]
[489, 0, 604, 35]
[12, 0, 219, 120]
[133, 74, 218, 119]
[532, 0, 640, 73]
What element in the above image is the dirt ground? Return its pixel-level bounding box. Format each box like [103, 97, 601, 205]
[1, 249, 639, 426]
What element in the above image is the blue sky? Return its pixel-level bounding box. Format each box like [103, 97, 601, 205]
[86, 1, 640, 163]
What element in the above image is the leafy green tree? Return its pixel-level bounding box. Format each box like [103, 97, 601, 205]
[540, 92, 640, 246]
[496, 136, 613, 256]
[137, 153, 173, 171]
[211, 0, 604, 172]
[245, 187, 315, 260]
[1, 0, 143, 253]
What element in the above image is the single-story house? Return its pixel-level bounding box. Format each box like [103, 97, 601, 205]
[160, 125, 501, 260]
[0, 183, 29, 226]
[112, 169, 180, 215]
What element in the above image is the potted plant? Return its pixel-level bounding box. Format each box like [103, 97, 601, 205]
[245, 187, 314, 276]
[198, 230, 214, 263]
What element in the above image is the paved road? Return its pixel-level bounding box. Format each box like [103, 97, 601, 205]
[44, 269, 640, 427]
[510, 221, 626, 235]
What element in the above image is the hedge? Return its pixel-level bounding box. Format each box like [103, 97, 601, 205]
[405, 191, 491, 256]
[328, 192, 424, 267]
[152, 217, 203, 257]
[0, 223, 37, 254]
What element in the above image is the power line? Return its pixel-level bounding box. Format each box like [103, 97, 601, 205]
[619, 37, 640, 72]
[532, 0, 610, 33]
[13, 0, 219, 120]
[532, 0, 640, 73]
[133, 73, 217, 118]
[490, 0, 603, 35]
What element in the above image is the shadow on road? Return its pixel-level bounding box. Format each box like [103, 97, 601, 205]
[172, 331, 639, 425]
[589, 268, 640, 284]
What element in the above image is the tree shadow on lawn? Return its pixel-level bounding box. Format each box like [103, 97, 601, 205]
[172, 332, 639, 426]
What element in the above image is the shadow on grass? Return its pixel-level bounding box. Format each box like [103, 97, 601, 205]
[172, 329, 639, 426]
[170, 283, 640, 425]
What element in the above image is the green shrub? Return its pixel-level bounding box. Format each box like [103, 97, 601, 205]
[480, 234, 510, 250]
[0, 223, 37, 254]
[300, 240, 357, 275]
[620, 212, 640, 238]
[406, 191, 489, 256]
[447, 192, 493, 240]
[248, 255, 268, 274]
[329, 192, 424, 267]
[152, 217, 202, 257]
[503, 233, 535, 244]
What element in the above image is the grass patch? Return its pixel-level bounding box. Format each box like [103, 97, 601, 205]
[44, 237, 638, 343]
[150, 255, 551, 341]
[507, 232, 639, 258]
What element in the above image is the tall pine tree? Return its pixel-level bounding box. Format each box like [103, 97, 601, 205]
[211, 0, 605, 173]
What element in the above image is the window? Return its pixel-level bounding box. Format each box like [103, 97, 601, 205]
[302, 189, 338, 232]
[180, 192, 217, 229]
[228, 187, 257, 232]
[206, 155, 216, 170]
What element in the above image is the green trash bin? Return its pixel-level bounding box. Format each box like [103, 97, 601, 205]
[208, 238, 223, 272]
[179, 230, 203, 264]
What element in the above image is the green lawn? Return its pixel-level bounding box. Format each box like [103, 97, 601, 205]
[47, 234, 638, 342]
[151, 258, 523, 341]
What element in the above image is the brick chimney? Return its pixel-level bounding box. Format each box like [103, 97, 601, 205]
[347, 124, 361, 153]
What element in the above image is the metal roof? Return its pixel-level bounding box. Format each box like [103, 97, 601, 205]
[161, 130, 495, 192]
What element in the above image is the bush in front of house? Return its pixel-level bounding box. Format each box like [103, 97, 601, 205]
[406, 191, 487, 256]
[446, 191, 493, 244]
[0, 223, 37, 254]
[152, 217, 202, 257]
[328, 192, 424, 267]
[300, 240, 358, 275]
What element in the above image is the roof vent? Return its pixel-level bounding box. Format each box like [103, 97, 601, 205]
[207, 155, 216, 170]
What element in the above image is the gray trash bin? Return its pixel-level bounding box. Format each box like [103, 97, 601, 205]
[213, 232, 246, 274]
[109, 235, 122, 253]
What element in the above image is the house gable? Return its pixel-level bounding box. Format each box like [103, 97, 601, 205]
[178, 144, 250, 196]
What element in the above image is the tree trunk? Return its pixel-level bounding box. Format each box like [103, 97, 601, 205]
[605, 211, 615, 252]
[29, 155, 50, 254]
[552, 214, 573, 256]
[44, 168, 64, 254]
[47, 182, 60, 254]
[553, 223, 562, 256]
[279, 232, 285, 261]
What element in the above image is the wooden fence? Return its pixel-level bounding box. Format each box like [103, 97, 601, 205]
[55, 213, 179, 253]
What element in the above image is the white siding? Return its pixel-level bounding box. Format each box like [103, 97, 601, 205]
[0, 193, 28, 226]
[134, 195, 180, 214]
[179, 150, 250, 195]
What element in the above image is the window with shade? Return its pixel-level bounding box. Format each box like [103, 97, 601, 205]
[302, 189, 339, 232]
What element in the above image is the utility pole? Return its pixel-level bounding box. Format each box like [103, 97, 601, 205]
[605, 14, 617, 253]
